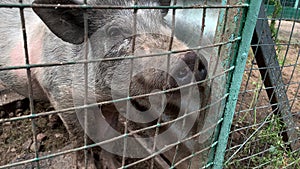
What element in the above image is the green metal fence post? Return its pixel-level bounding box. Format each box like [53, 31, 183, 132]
[294, 0, 299, 8]
[212, 0, 262, 168]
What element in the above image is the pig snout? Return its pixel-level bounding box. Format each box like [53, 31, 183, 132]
[126, 51, 207, 118]
[172, 51, 207, 86]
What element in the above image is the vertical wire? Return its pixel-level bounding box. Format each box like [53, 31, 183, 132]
[83, 0, 89, 168]
[277, 5, 299, 94]
[121, 0, 138, 167]
[228, 11, 270, 166]
[19, 0, 40, 168]
[266, 0, 289, 117]
[149, 0, 177, 167]
[288, 50, 300, 114]
[245, 14, 274, 164]
[213, 6, 228, 77]
[199, 0, 207, 45]
[188, 1, 209, 167]
[169, 0, 205, 167]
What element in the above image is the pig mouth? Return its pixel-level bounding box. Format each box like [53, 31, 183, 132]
[120, 100, 185, 138]
[128, 70, 180, 118]
[131, 99, 149, 112]
[127, 73, 202, 137]
[130, 95, 181, 124]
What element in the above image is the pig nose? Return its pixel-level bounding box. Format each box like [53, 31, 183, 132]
[173, 52, 207, 85]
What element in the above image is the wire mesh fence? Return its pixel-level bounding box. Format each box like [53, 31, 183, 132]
[265, 0, 300, 20]
[225, 0, 300, 168]
[0, 0, 298, 169]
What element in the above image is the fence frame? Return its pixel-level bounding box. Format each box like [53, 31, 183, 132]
[212, 0, 263, 168]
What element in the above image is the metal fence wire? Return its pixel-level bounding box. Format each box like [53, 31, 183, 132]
[0, 0, 298, 169]
[225, 0, 300, 169]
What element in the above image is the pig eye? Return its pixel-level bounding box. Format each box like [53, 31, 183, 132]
[107, 26, 123, 37]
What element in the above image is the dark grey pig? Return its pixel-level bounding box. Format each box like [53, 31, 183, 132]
[0, 0, 209, 168]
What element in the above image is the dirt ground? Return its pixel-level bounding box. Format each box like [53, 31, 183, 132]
[0, 99, 70, 167]
[0, 21, 299, 168]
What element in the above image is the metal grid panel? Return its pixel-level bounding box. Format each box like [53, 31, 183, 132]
[225, 1, 300, 168]
[0, 0, 253, 169]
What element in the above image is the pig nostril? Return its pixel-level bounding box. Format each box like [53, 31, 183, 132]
[181, 51, 207, 81]
[172, 51, 207, 86]
[197, 57, 207, 81]
[183, 52, 197, 65]
[177, 66, 189, 79]
[198, 67, 207, 81]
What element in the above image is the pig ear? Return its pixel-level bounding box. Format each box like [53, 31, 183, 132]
[32, 0, 85, 44]
[159, 0, 171, 16]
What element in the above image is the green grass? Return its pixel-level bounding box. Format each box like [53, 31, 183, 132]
[226, 114, 300, 168]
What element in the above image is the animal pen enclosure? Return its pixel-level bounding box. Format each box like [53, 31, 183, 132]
[0, 0, 299, 169]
